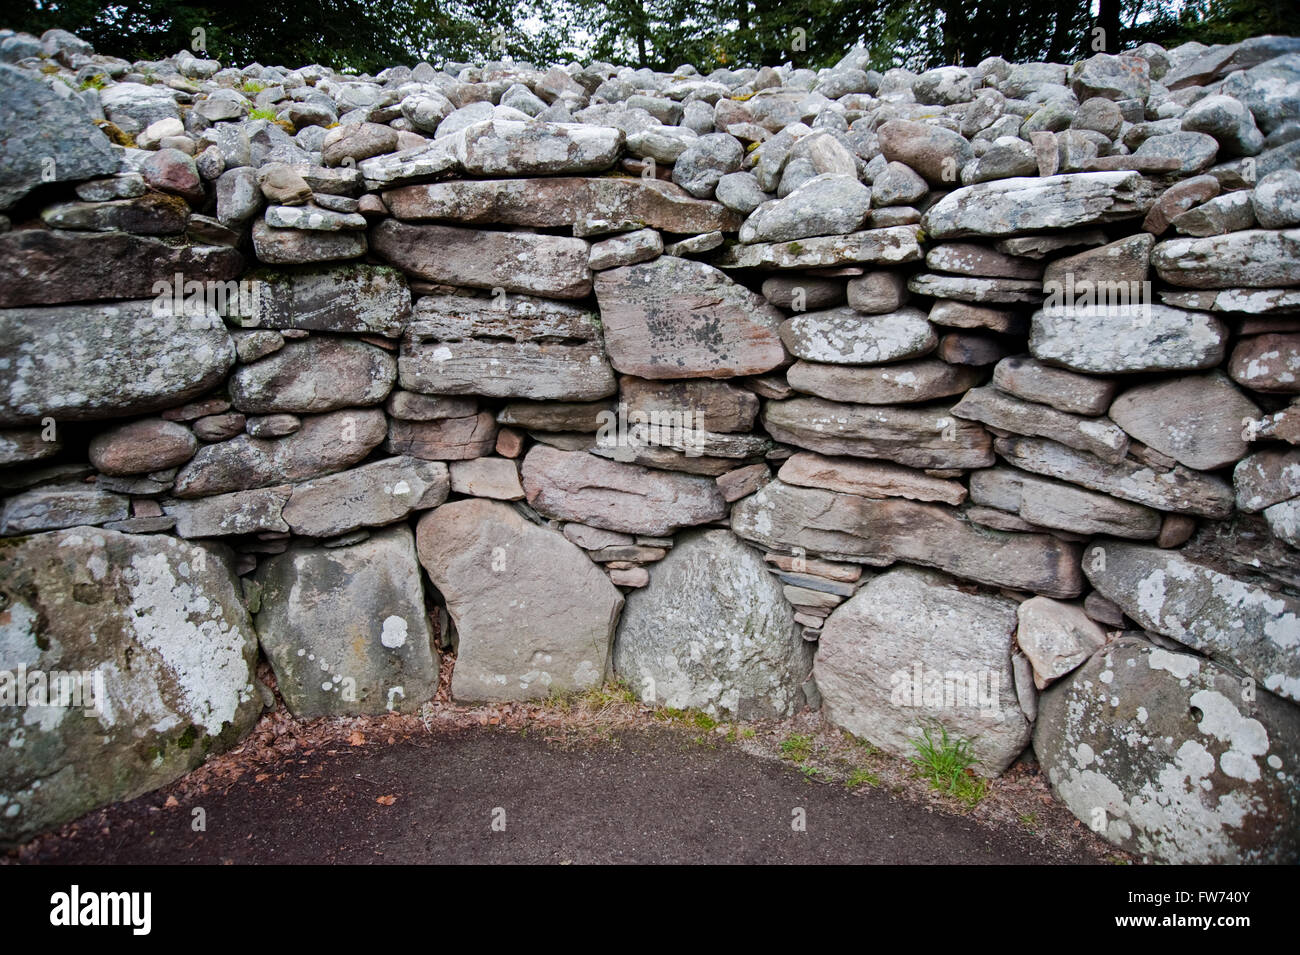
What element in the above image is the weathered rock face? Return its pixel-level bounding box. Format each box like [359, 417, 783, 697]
[0, 230, 244, 308]
[522, 445, 728, 536]
[6, 25, 1300, 847]
[230, 337, 397, 414]
[614, 529, 811, 718]
[372, 221, 592, 298]
[255, 525, 437, 716]
[731, 479, 1083, 597]
[0, 528, 262, 844]
[399, 293, 616, 401]
[594, 257, 787, 379]
[173, 408, 387, 497]
[0, 301, 235, 425]
[416, 499, 623, 702]
[383, 177, 738, 234]
[1084, 542, 1300, 704]
[0, 64, 119, 211]
[1035, 637, 1300, 864]
[816, 567, 1030, 775]
[922, 173, 1155, 238]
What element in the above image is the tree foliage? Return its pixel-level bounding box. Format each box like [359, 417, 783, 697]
[6, 0, 1289, 72]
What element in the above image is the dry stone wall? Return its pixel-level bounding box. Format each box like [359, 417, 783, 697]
[1, 26, 1299, 862]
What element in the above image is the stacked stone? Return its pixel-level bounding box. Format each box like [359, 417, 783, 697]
[1, 26, 1299, 861]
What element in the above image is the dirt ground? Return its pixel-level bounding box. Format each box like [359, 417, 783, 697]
[11, 663, 1131, 865]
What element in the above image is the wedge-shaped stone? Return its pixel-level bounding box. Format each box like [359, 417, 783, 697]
[0, 230, 243, 307]
[994, 435, 1235, 518]
[786, 358, 981, 404]
[711, 226, 923, 270]
[1015, 596, 1107, 690]
[594, 257, 786, 379]
[779, 306, 936, 365]
[922, 172, 1156, 239]
[816, 567, 1029, 775]
[385, 412, 497, 461]
[778, 452, 966, 505]
[383, 176, 739, 233]
[282, 456, 450, 537]
[358, 134, 461, 188]
[1109, 372, 1259, 470]
[1085, 543, 1300, 704]
[1234, 448, 1300, 512]
[0, 300, 234, 426]
[256, 526, 437, 717]
[969, 466, 1161, 539]
[1029, 303, 1226, 373]
[0, 528, 261, 843]
[173, 408, 387, 498]
[522, 445, 727, 536]
[372, 220, 592, 298]
[731, 479, 1084, 597]
[1036, 637, 1300, 863]
[416, 498, 623, 702]
[1152, 229, 1300, 288]
[228, 265, 411, 337]
[992, 356, 1116, 415]
[953, 386, 1129, 464]
[763, 397, 994, 469]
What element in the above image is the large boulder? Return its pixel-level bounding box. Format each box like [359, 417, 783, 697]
[0, 528, 262, 844]
[416, 499, 624, 702]
[1035, 637, 1300, 864]
[0, 301, 235, 426]
[614, 529, 812, 718]
[1084, 541, 1300, 705]
[815, 567, 1031, 775]
[0, 64, 119, 211]
[254, 525, 438, 717]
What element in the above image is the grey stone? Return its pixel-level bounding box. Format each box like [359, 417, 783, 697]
[1109, 372, 1260, 470]
[163, 486, 291, 538]
[282, 456, 450, 537]
[672, 132, 744, 197]
[0, 528, 261, 843]
[1030, 303, 1227, 373]
[815, 567, 1030, 774]
[779, 306, 936, 365]
[1035, 636, 1300, 863]
[229, 337, 396, 414]
[0, 300, 234, 426]
[256, 525, 437, 716]
[416, 498, 623, 702]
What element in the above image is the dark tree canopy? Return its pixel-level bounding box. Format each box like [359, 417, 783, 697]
[6, 0, 1289, 72]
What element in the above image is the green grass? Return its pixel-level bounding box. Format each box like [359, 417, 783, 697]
[241, 80, 267, 93]
[779, 733, 814, 762]
[907, 723, 989, 807]
[845, 767, 879, 789]
[248, 107, 277, 121]
[78, 73, 108, 91]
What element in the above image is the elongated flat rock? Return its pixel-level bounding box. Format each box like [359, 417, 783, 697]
[173, 409, 387, 498]
[952, 385, 1129, 464]
[228, 265, 411, 337]
[0, 229, 243, 307]
[994, 435, 1235, 518]
[460, 119, 622, 176]
[970, 467, 1162, 539]
[731, 479, 1083, 597]
[786, 358, 982, 404]
[1084, 542, 1300, 703]
[282, 456, 450, 537]
[372, 220, 592, 298]
[1030, 304, 1227, 373]
[383, 176, 739, 233]
[522, 445, 727, 536]
[779, 306, 936, 365]
[922, 172, 1156, 239]
[711, 226, 922, 270]
[0, 301, 234, 425]
[1152, 229, 1300, 288]
[594, 257, 786, 379]
[763, 396, 994, 469]
[778, 451, 966, 505]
